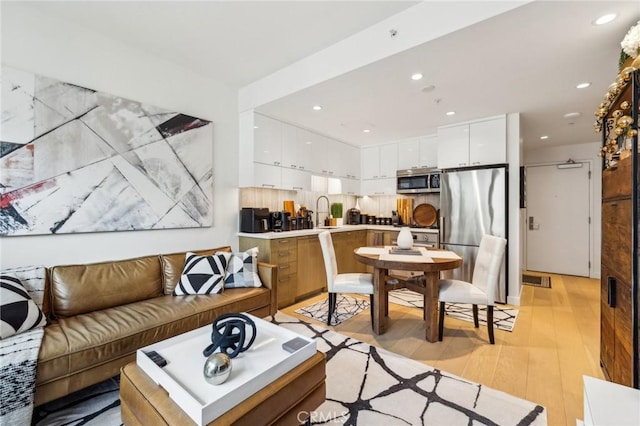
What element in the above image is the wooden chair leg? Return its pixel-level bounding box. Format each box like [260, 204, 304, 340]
[472, 304, 479, 328]
[327, 293, 336, 325]
[487, 305, 495, 344]
[369, 294, 375, 328]
[438, 301, 445, 341]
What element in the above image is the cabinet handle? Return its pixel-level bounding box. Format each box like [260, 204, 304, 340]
[299, 166, 305, 170]
[328, 171, 334, 175]
[279, 240, 290, 244]
[279, 265, 290, 270]
[274, 161, 280, 165]
[293, 186, 303, 190]
[373, 175, 379, 178]
[261, 184, 275, 188]
[322, 170, 327, 173]
[472, 162, 481, 165]
[458, 163, 467, 166]
[607, 276, 617, 308]
[291, 164, 297, 168]
[279, 252, 289, 256]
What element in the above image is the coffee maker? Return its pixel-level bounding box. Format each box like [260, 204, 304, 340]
[240, 208, 270, 233]
[347, 208, 361, 225]
[269, 211, 285, 232]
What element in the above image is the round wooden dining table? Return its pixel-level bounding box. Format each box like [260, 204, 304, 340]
[354, 247, 462, 342]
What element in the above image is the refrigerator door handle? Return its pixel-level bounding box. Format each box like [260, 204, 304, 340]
[440, 216, 445, 248]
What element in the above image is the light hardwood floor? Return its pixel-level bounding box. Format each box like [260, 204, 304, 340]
[282, 273, 603, 426]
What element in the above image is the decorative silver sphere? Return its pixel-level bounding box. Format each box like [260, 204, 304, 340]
[203, 353, 232, 385]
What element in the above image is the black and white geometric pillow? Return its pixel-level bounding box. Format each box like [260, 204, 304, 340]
[0, 275, 47, 339]
[173, 252, 227, 295]
[221, 247, 263, 289]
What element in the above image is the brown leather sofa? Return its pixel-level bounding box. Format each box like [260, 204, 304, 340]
[34, 246, 277, 407]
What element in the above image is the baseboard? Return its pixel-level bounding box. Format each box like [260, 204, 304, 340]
[507, 295, 521, 306]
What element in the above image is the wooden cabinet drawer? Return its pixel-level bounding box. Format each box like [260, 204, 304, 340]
[601, 199, 632, 282]
[603, 156, 632, 200]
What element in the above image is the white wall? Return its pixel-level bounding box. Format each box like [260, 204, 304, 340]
[0, 3, 240, 268]
[524, 141, 602, 279]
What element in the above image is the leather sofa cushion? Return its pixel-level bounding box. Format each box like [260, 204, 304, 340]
[36, 289, 270, 387]
[49, 255, 163, 318]
[160, 247, 231, 295]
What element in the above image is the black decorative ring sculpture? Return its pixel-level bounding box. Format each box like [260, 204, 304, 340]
[202, 313, 257, 359]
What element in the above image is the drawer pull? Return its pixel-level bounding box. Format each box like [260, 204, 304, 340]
[607, 276, 617, 308]
[279, 265, 290, 270]
[279, 252, 289, 256]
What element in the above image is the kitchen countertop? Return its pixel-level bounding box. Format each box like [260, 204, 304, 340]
[238, 225, 439, 240]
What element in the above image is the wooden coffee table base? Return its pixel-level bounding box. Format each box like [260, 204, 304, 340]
[120, 351, 326, 426]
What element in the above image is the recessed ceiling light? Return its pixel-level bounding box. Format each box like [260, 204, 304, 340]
[540, 135, 549, 140]
[593, 13, 617, 25]
[411, 73, 423, 81]
[576, 82, 591, 89]
[363, 129, 371, 133]
[312, 105, 322, 111]
[564, 112, 582, 119]
[445, 111, 455, 116]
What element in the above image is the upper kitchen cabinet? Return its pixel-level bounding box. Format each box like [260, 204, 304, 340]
[397, 135, 438, 170]
[362, 143, 398, 179]
[283, 126, 313, 172]
[329, 141, 360, 179]
[437, 115, 506, 169]
[254, 114, 282, 166]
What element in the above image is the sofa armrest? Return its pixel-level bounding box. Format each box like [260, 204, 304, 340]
[257, 262, 278, 316]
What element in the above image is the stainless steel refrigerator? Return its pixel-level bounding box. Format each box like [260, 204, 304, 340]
[440, 166, 508, 303]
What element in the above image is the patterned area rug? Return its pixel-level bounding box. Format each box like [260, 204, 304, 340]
[295, 295, 370, 326]
[32, 313, 546, 425]
[389, 288, 518, 332]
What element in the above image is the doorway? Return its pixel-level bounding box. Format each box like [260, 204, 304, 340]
[525, 162, 591, 276]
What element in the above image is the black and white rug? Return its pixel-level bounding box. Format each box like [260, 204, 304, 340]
[389, 288, 518, 332]
[295, 295, 370, 326]
[32, 313, 545, 425]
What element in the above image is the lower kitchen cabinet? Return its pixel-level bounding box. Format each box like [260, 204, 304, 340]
[297, 235, 327, 298]
[240, 230, 368, 308]
[239, 236, 297, 309]
[332, 230, 367, 273]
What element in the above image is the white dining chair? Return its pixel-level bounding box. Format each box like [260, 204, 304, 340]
[438, 234, 507, 344]
[318, 231, 375, 327]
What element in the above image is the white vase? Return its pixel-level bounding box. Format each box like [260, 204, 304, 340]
[397, 227, 413, 249]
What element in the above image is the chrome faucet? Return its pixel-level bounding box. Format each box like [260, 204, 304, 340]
[316, 195, 329, 228]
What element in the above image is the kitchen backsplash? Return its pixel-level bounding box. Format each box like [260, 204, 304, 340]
[239, 188, 440, 221]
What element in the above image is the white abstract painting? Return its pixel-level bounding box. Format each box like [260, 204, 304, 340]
[0, 66, 213, 235]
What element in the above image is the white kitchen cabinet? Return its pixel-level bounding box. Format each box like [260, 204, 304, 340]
[437, 124, 470, 169]
[311, 134, 330, 175]
[397, 137, 419, 170]
[468, 116, 506, 166]
[437, 116, 506, 169]
[281, 168, 310, 191]
[362, 144, 398, 179]
[419, 135, 438, 168]
[362, 146, 380, 179]
[282, 125, 313, 172]
[379, 144, 398, 178]
[342, 178, 360, 195]
[361, 177, 396, 196]
[398, 136, 438, 169]
[253, 162, 281, 188]
[345, 144, 361, 179]
[254, 114, 282, 166]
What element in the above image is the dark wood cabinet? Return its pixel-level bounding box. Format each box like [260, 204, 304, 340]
[332, 230, 367, 274]
[599, 68, 638, 388]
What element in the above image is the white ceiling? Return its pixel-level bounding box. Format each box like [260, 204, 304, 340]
[26, 1, 640, 151]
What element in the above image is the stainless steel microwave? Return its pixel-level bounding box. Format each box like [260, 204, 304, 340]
[396, 167, 440, 194]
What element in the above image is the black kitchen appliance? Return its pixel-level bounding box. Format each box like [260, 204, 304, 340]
[240, 207, 270, 233]
[282, 211, 291, 231]
[269, 211, 286, 232]
[347, 208, 361, 225]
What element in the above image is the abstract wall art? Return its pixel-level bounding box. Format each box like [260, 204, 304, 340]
[0, 66, 213, 236]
